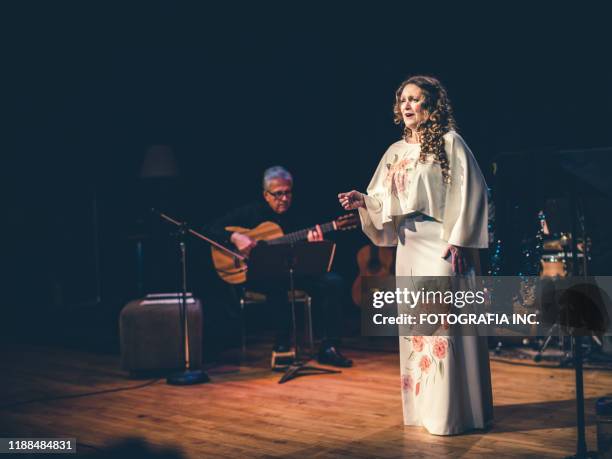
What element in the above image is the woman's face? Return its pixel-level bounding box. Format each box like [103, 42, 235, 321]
[399, 84, 428, 130]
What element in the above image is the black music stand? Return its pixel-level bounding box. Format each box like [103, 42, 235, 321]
[248, 241, 341, 384]
[537, 152, 608, 458]
[559, 158, 602, 459]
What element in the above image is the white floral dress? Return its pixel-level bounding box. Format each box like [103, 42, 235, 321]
[358, 131, 493, 435]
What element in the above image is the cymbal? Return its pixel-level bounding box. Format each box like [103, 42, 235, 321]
[543, 235, 571, 251]
[542, 234, 588, 252]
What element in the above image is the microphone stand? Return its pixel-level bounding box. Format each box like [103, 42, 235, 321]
[153, 209, 244, 385]
[166, 221, 209, 385]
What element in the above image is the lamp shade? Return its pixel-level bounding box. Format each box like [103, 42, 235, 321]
[140, 145, 179, 178]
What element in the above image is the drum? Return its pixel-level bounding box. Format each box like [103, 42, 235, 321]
[540, 251, 585, 278]
[540, 253, 566, 278]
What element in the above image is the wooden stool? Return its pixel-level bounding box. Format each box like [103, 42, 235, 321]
[271, 348, 296, 370]
[239, 289, 313, 360]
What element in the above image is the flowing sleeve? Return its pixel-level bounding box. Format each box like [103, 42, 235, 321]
[358, 149, 399, 247]
[441, 132, 489, 249]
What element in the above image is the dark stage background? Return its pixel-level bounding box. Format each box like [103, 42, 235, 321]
[4, 3, 612, 356]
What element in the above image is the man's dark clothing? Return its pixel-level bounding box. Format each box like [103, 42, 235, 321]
[206, 201, 344, 348]
[206, 201, 306, 248]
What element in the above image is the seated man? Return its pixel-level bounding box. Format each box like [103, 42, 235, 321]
[206, 166, 352, 367]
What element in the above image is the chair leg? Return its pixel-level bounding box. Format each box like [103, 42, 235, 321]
[240, 298, 246, 360]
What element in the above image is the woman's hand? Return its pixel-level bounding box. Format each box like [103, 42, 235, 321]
[338, 190, 365, 210]
[442, 244, 469, 275]
[307, 224, 323, 242]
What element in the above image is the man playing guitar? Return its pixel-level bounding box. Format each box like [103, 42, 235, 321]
[206, 166, 352, 367]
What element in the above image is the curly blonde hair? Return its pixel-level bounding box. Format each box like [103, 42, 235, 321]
[393, 75, 456, 184]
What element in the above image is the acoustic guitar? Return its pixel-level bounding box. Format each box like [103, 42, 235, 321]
[211, 214, 358, 284]
[351, 245, 395, 307]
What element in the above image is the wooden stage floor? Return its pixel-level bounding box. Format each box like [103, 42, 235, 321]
[1, 344, 611, 458]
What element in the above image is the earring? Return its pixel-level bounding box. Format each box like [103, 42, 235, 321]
[403, 126, 411, 140]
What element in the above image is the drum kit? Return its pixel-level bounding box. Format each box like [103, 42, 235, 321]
[532, 207, 589, 279]
[540, 232, 588, 279]
[523, 210, 600, 363]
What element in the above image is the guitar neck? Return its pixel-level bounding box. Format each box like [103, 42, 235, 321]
[268, 221, 336, 245]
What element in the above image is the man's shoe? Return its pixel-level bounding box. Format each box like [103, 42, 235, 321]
[317, 346, 353, 368]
